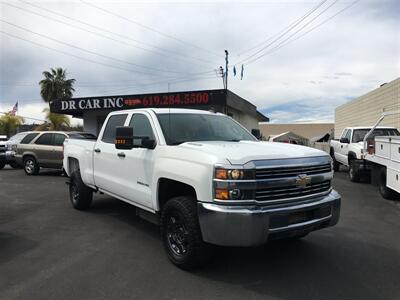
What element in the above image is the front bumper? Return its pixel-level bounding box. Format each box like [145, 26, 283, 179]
[198, 190, 341, 247]
[0, 151, 17, 163]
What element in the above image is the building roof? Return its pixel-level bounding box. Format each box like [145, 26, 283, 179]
[260, 123, 334, 140]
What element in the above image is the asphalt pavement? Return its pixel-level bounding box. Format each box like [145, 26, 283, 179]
[1, 166, 400, 300]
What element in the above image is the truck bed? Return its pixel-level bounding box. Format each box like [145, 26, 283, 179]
[64, 138, 96, 186]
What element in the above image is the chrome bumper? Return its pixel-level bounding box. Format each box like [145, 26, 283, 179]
[198, 190, 341, 247]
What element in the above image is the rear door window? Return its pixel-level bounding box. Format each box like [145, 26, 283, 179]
[101, 114, 128, 143]
[53, 133, 67, 146]
[35, 133, 54, 145]
[20, 133, 39, 144]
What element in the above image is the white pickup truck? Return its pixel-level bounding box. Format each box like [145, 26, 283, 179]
[330, 127, 399, 182]
[63, 108, 341, 269]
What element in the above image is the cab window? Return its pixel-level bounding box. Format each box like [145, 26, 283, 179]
[35, 133, 53, 145]
[344, 129, 352, 141]
[102, 114, 128, 143]
[341, 129, 348, 139]
[129, 114, 155, 146]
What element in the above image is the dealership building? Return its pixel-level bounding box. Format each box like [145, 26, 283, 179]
[50, 89, 269, 135]
[335, 77, 400, 138]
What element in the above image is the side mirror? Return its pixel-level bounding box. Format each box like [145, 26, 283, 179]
[251, 129, 262, 140]
[340, 137, 350, 144]
[141, 137, 156, 149]
[115, 126, 134, 149]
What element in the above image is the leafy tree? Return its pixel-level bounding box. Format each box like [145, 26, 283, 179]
[42, 108, 71, 130]
[39, 67, 76, 103]
[0, 113, 24, 137]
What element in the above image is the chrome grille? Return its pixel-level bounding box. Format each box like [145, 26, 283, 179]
[252, 157, 333, 205]
[256, 163, 331, 179]
[255, 180, 331, 202]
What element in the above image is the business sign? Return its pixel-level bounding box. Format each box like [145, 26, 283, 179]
[50, 89, 227, 115]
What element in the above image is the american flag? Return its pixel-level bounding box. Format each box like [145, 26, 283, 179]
[10, 102, 18, 116]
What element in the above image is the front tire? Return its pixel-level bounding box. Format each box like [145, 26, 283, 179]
[349, 160, 360, 182]
[23, 156, 39, 175]
[330, 149, 339, 172]
[69, 170, 93, 210]
[0, 160, 5, 170]
[160, 196, 211, 269]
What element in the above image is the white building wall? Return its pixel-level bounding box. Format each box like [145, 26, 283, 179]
[335, 78, 400, 138]
[227, 107, 259, 131]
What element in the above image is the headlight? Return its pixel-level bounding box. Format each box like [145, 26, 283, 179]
[215, 168, 250, 180]
[214, 166, 255, 201]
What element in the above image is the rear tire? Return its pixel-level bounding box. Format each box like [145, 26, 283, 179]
[23, 156, 39, 175]
[69, 170, 93, 210]
[379, 169, 398, 200]
[160, 196, 211, 269]
[349, 160, 360, 182]
[0, 160, 5, 170]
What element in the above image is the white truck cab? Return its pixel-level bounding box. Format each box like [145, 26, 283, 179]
[330, 127, 399, 181]
[63, 108, 341, 269]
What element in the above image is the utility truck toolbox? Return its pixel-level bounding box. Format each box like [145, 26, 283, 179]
[63, 108, 341, 269]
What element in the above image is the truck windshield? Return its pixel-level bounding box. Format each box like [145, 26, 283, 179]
[352, 128, 400, 143]
[157, 113, 256, 145]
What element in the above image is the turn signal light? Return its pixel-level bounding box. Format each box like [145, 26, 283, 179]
[215, 189, 229, 200]
[215, 169, 228, 179]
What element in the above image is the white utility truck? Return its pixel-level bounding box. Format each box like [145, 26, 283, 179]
[330, 127, 399, 181]
[63, 108, 341, 269]
[363, 110, 400, 200]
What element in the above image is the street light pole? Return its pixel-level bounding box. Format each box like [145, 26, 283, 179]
[224, 50, 229, 90]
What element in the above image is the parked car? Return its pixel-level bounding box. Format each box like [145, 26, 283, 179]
[3, 132, 33, 169]
[0, 135, 8, 169]
[330, 126, 399, 181]
[15, 131, 96, 175]
[64, 108, 341, 269]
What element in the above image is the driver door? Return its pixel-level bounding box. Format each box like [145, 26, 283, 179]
[115, 112, 157, 209]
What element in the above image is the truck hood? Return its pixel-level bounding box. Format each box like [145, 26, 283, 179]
[178, 141, 328, 165]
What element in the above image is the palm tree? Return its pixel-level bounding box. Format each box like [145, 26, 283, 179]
[39, 67, 76, 103]
[42, 108, 70, 130]
[0, 113, 24, 137]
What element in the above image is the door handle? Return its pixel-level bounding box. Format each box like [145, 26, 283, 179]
[117, 152, 126, 158]
[94, 148, 101, 153]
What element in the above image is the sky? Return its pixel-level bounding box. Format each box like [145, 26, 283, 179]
[0, 0, 399, 125]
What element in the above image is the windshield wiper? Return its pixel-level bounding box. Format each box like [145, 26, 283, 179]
[169, 141, 186, 145]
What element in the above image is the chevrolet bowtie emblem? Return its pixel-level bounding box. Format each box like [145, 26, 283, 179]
[295, 174, 310, 188]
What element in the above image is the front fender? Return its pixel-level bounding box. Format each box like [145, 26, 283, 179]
[153, 157, 214, 211]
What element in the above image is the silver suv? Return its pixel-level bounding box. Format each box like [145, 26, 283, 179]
[15, 131, 96, 175]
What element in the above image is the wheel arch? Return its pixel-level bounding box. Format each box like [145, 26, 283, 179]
[156, 177, 198, 211]
[348, 151, 357, 164]
[22, 152, 38, 163]
[67, 156, 80, 176]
